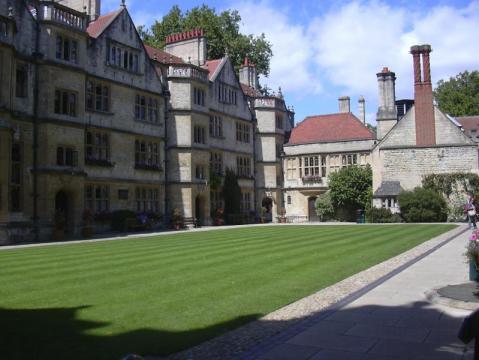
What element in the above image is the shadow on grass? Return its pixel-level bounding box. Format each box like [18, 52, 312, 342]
[0, 306, 260, 360]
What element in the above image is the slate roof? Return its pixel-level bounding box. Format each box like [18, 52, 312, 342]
[287, 113, 375, 145]
[144, 44, 184, 64]
[373, 181, 404, 197]
[86, 9, 122, 38]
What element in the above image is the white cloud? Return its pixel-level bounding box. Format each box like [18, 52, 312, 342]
[235, 1, 320, 95]
[234, 0, 479, 121]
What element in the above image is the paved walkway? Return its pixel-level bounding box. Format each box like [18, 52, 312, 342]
[246, 229, 475, 360]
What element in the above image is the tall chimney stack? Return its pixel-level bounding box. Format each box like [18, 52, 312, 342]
[358, 96, 366, 124]
[376, 67, 397, 140]
[338, 96, 350, 113]
[410, 44, 435, 146]
[239, 57, 259, 89]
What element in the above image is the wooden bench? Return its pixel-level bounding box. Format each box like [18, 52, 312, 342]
[183, 217, 198, 228]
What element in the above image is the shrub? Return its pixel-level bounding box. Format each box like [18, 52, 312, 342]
[111, 210, 137, 231]
[366, 207, 402, 223]
[397, 187, 448, 223]
[315, 192, 334, 221]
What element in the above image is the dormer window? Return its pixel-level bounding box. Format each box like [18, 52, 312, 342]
[56, 34, 78, 63]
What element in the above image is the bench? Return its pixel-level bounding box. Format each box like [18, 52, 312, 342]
[183, 217, 198, 228]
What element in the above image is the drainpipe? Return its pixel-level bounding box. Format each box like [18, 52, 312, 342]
[163, 88, 171, 226]
[32, 17, 42, 242]
[252, 110, 257, 220]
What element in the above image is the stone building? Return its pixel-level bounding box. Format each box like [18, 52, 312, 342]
[372, 45, 478, 210]
[0, 0, 167, 244]
[282, 97, 375, 220]
[0, 0, 294, 243]
[239, 58, 294, 221]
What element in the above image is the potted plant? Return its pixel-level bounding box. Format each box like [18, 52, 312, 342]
[465, 230, 479, 281]
[81, 208, 94, 238]
[214, 208, 224, 226]
[278, 207, 287, 223]
[53, 210, 66, 241]
[172, 208, 183, 230]
[259, 207, 267, 223]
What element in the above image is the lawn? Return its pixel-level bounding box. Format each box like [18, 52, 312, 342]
[0, 224, 456, 359]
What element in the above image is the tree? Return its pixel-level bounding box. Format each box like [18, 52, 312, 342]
[434, 70, 479, 116]
[138, 5, 273, 77]
[315, 192, 334, 221]
[222, 168, 241, 222]
[397, 187, 448, 223]
[328, 165, 372, 216]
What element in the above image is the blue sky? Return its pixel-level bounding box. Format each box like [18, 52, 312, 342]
[102, 0, 479, 124]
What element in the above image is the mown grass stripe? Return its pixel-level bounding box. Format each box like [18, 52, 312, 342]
[0, 224, 455, 359]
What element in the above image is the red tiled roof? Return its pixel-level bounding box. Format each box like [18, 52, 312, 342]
[288, 113, 375, 145]
[86, 9, 122, 38]
[203, 59, 222, 80]
[144, 44, 184, 64]
[456, 116, 479, 132]
[241, 83, 261, 98]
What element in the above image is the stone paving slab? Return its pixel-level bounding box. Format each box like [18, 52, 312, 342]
[237, 226, 473, 360]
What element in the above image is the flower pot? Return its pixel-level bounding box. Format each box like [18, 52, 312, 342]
[470, 259, 479, 281]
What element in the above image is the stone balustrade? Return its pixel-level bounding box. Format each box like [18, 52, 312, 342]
[38, 2, 87, 31]
[167, 65, 208, 83]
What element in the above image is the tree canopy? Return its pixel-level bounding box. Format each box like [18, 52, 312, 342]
[434, 70, 479, 116]
[328, 165, 372, 211]
[138, 5, 273, 77]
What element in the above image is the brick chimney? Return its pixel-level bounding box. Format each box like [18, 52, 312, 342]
[164, 29, 207, 66]
[239, 57, 259, 89]
[376, 67, 397, 140]
[410, 44, 435, 146]
[338, 96, 350, 113]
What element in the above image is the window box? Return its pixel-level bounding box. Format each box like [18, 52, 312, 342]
[85, 158, 114, 167]
[135, 163, 163, 171]
[302, 175, 323, 182]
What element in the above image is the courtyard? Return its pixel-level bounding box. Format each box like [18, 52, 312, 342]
[0, 224, 456, 360]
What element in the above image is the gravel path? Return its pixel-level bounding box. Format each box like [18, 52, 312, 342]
[161, 225, 467, 360]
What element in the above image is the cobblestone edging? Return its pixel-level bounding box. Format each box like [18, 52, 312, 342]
[163, 225, 468, 360]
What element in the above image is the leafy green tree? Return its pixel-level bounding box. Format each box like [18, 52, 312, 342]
[434, 70, 479, 116]
[138, 5, 273, 76]
[328, 165, 372, 214]
[315, 192, 334, 221]
[222, 168, 241, 221]
[397, 187, 448, 223]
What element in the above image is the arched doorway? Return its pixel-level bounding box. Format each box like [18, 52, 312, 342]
[308, 196, 319, 222]
[55, 191, 70, 233]
[261, 197, 273, 223]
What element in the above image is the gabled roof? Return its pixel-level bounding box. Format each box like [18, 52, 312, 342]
[241, 83, 261, 98]
[456, 116, 479, 133]
[144, 44, 184, 64]
[287, 113, 375, 145]
[86, 9, 122, 38]
[203, 59, 224, 80]
[373, 181, 403, 197]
